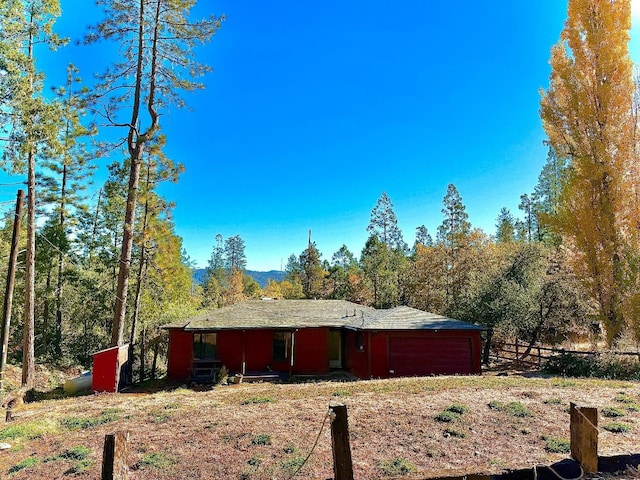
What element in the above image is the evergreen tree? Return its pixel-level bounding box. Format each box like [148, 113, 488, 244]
[495, 207, 517, 243]
[0, 0, 64, 388]
[414, 225, 433, 248]
[436, 184, 471, 247]
[367, 192, 408, 253]
[299, 241, 325, 298]
[85, 0, 223, 346]
[224, 235, 247, 272]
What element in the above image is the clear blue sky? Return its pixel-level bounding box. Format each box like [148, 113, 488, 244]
[3, 1, 640, 271]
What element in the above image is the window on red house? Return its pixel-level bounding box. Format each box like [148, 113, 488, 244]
[193, 333, 217, 360]
[273, 331, 292, 362]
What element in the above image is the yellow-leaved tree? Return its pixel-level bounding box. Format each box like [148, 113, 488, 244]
[540, 0, 639, 345]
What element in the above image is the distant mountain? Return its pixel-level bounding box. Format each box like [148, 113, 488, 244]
[192, 268, 286, 288]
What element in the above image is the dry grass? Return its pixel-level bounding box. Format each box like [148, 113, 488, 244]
[0, 371, 639, 479]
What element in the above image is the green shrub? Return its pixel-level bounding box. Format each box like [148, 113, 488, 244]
[0, 419, 59, 440]
[488, 400, 531, 417]
[283, 443, 297, 454]
[378, 457, 416, 476]
[332, 389, 351, 397]
[445, 403, 469, 414]
[614, 393, 635, 404]
[140, 452, 175, 468]
[65, 458, 94, 474]
[544, 436, 570, 453]
[543, 398, 563, 405]
[434, 411, 459, 422]
[544, 353, 640, 380]
[60, 410, 119, 430]
[8, 456, 39, 474]
[59, 445, 90, 461]
[602, 407, 625, 418]
[602, 422, 631, 433]
[282, 455, 306, 471]
[251, 434, 271, 446]
[444, 427, 466, 438]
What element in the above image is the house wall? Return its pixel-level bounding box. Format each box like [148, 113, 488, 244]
[292, 328, 329, 373]
[344, 329, 482, 379]
[167, 327, 332, 382]
[167, 329, 193, 381]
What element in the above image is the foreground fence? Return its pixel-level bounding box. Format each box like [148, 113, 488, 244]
[492, 339, 640, 369]
[99, 402, 638, 480]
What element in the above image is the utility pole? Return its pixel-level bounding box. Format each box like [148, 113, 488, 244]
[0, 190, 24, 398]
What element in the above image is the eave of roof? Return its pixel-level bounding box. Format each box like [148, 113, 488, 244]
[167, 299, 374, 331]
[162, 300, 485, 332]
[345, 305, 486, 331]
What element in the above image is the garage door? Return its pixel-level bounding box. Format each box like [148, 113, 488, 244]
[388, 337, 473, 376]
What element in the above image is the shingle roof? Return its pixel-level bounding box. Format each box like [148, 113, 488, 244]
[164, 299, 374, 330]
[346, 305, 485, 331]
[163, 299, 484, 331]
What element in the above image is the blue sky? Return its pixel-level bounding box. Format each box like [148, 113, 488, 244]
[3, 1, 640, 271]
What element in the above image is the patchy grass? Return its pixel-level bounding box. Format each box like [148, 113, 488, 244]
[0, 419, 59, 441]
[614, 393, 636, 404]
[488, 400, 531, 417]
[378, 457, 416, 476]
[1, 373, 639, 479]
[8, 456, 39, 475]
[602, 422, 632, 433]
[444, 427, 467, 438]
[332, 389, 351, 397]
[543, 436, 570, 453]
[543, 397, 563, 405]
[602, 407, 626, 418]
[140, 452, 176, 469]
[435, 410, 459, 422]
[251, 434, 271, 446]
[445, 403, 469, 414]
[240, 396, 274, 405]
[60, 409, 119, 430]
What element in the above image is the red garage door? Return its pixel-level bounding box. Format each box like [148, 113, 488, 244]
[388, 337, 473, 376]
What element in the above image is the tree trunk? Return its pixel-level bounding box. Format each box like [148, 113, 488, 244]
[482, 329, 493, 366]
[139, 327, 146, 382]
[22, 148, 36, 389]
[0, 190, 24, 396]
[151, 339, 159, 380]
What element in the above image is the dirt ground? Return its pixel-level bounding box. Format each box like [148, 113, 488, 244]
[0, 366, 639, 479]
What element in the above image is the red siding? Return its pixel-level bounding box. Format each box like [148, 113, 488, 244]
[292, 328, 329, 373]
[167, 329, 193, 381]
[344, 329, 482, 379]
[344, 331, 368, 378]
[92, 345, 128, 392]
[167, 326, 482, 382]
[217, 330, 244, 372]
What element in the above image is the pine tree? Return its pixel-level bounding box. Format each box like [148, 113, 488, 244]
[414, 225, 433, 248]
[436, 184, 473, 312]
[540, 0, 637, 344]
[85, 0, 223, 347]
[224, 235, 247, 272]
[367, 192, 408, 253]
[299, 241, 325, 298]
[495, 208, 517, 243]
[0, 0, 64, 388]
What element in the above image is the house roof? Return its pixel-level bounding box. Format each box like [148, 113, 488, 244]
[345, 305, 485, 331]
[163, 299, 484, 332]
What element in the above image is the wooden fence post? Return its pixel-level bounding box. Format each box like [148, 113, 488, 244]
[330, 403, 354, 480]
[102, 431, 129, 480]
[570, 403, 598, 473]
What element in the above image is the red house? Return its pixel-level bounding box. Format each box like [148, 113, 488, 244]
[163, 299, 484, 382]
